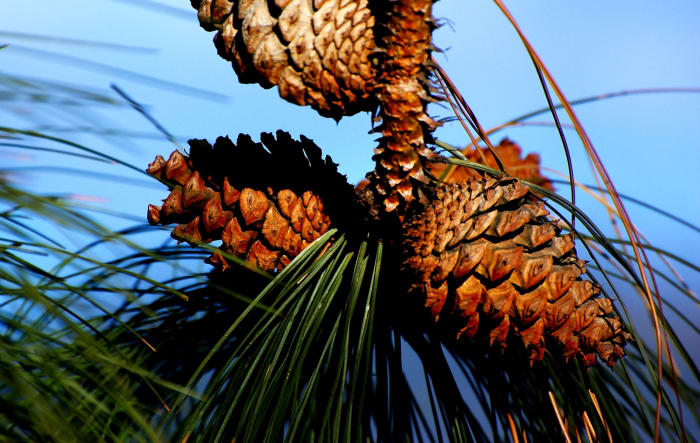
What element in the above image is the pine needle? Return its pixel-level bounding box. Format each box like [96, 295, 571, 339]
[549, 391, 573, 443]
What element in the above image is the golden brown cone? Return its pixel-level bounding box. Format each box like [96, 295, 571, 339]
[190, 0, 377, 119]
[401, 176, 631, 367]
[370, 0, 439, 214]
[147, 131, 354, 272]
[429, 138, 553, 190]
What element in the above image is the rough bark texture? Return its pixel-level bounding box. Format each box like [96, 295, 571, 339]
[146, 131, 355, 272]
[401, 177, 631, 366]
[191, 0, 377, 119]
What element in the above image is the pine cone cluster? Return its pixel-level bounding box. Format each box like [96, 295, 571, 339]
[401, 176, 631, 366]
[191, 0, 377, 119]
[190, 0, 440, 212]
[145, 132, 631, 366]
[429, 138, 553, 190]
[162, 0, 632, 368]
[147, 131, 355, 272]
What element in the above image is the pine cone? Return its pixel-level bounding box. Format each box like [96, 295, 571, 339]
[147, 131, 355, 272]
[191, 0, 377, 119]
[401, 176, 631, 366]
[429, 139, 553, 190]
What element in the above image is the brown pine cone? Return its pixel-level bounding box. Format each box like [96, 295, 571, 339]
[147, 130, 356, 272]
[401, 176, 631, 366]
[191, 0, 378, 119]
[428, 138, 554, 190]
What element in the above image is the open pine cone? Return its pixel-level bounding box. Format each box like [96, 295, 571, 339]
[146, 132, 630, 367]
[147, 131, 356, 272]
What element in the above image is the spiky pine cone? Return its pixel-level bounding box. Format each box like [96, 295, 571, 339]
[191, 0, 377, 119]
[401, 176, 631, 367]
[429, 138, 553, 190]
[147, 130, 356, 272]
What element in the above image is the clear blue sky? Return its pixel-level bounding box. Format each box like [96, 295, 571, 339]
[2, 0, 699, 436]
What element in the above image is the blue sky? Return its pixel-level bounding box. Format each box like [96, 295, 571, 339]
[2, 0, 699, 436]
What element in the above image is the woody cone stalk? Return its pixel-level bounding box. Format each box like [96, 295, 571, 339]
[165, 0, 631, 367]
[370, 0, 439, 213]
